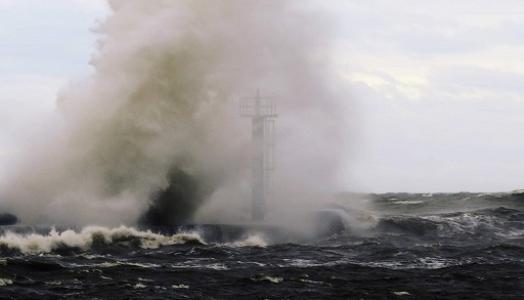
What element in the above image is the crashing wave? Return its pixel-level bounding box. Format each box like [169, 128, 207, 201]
[0, 226, 205, 254]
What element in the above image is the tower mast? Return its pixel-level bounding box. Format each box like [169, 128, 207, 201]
[240, 90, 277, 221]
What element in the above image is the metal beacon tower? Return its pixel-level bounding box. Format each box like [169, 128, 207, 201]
[241, 90, 277, 221]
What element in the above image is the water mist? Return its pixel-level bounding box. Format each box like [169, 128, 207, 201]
[0, 0, 351, 230]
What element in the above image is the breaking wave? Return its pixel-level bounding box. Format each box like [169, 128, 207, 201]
[0, 226, 274, 255]
[0, 226, 205, 255]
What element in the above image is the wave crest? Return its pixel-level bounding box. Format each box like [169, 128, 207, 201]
[0, 226, 205, 254]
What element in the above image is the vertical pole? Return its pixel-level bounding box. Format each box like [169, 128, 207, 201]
[241, 89, 275, 222]
[252, 90, 265, 220]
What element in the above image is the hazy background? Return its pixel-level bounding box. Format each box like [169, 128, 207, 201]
[1, 0, 524, 193]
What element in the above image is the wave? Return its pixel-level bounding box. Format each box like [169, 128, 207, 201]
[372, 192, 524, 213]
[375, 207, 524, 241]
[0, 226, 205, 255]
[0, 225, 276, 255]
[0, 206, 521, 256]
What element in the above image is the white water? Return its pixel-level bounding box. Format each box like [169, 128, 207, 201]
[0, 225, 275, 254]
[0, 226, 204, 254]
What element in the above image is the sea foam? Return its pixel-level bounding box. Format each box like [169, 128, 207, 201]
[0, 226, 204, 254]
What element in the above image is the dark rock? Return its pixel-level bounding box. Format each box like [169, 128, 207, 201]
[139, 168, 205, 227]
[0, 213, 18, 226]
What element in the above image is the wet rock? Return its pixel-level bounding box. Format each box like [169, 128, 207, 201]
[0, 213, 18, 226]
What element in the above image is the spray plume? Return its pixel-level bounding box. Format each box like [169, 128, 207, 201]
[0, 0, 350, 227]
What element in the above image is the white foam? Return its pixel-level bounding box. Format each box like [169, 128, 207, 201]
[300, 278, 325, 285]
[283, 258, 323, 268]
[0, 226, 205, 254]
[172, 284, 190, 289]
[228, 234, 268, 248]
[394, 200, 423, 205]
[170, 262, 228, 270]
[0, 278, 13, 286]
[393, 291, 411, 296]
[134, 283, 147, 289]
[251, 276, 283, 284]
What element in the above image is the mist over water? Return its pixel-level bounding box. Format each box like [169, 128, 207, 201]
[0, 0, 350, 227]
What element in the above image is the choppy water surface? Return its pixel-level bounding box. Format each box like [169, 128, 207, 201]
[0, 192, 523, 299]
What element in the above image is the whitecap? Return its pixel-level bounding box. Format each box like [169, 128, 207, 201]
[170, 262, 228, 270]
[228, 234, 267, 248]
[0, 278, 13, 286]
[134, 283, 147, 289]
[393, 291, 411, 296]
[393, 200, 423, 205]
[0, 226, 205, 254]
[251, 276, 283, 284]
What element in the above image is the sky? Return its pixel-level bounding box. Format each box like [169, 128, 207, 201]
[1, 0, 524, 193]
[0, 0, 109, 176]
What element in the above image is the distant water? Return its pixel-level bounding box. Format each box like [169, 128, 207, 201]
[0, 192, 523, 299]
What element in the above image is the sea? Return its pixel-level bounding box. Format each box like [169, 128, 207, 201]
[0, 192, 523, 299]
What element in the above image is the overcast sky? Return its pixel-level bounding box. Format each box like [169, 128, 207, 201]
[1, 0, 524, 192]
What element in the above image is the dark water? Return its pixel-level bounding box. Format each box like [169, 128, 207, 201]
[0, 192, 523, 299]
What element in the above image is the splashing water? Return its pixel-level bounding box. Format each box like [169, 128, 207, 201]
[0, 0, 350, 228]
[0, 226, 205, 254]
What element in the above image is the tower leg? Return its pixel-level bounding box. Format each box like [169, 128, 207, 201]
[252, 116, 265, 220]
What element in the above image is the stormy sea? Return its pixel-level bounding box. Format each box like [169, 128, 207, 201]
[1, 1, 524, 299]
[0, 191, 522, 299]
